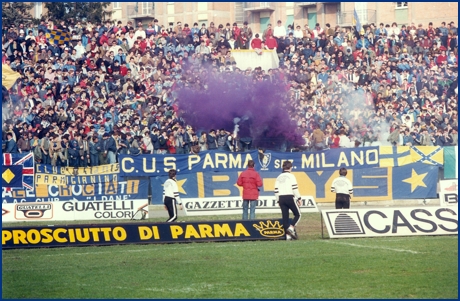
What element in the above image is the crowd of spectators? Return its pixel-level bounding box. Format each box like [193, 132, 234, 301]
[1, 17, 458, 167]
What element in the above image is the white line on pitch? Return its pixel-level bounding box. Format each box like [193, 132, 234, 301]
[323, 240, 423, 254]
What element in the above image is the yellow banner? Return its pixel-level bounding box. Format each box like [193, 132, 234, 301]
[36, 164, 119, 175]
[35, 174, 67, 186]
[2, 64, 21, 90]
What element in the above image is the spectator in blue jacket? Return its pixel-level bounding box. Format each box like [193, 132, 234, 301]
[4, 133, 19, 153]
[356, 34, 370, 50]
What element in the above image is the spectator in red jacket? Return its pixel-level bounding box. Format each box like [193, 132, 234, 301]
[251, 33, 263, 55]
[264, 34, 278, 50]
[237, 160, 263, 220]
[99, 31, 109, 46]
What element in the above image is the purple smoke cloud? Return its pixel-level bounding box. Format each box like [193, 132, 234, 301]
[175, 73, 304, 149]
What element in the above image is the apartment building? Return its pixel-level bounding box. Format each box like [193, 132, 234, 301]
[28, 2, 457, 33]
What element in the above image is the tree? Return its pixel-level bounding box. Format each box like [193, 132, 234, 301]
[2, 2, 34, 26]
[44, 2, 112, 24]
[43, 2, 67, 22]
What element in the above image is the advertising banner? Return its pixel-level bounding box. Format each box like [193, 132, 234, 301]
[182, 196, 318, 216]
[439, 179, 458, 207]
[119, 148, 380, 177]
[2, 179, 149, 203]
[35, 163, 119, 186]
[2, 200, 149, 222]
[149, 163, 438, 205]
[322, 207, 458, 238]
[2, 219, 285, 249]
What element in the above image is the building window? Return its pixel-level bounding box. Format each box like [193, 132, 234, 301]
[142, 2, 154, 15]
[355, 2, 367, 24]
[112, 2, 121, 9]
[396, 2, 408, 8]
[35, 2, 43, 19]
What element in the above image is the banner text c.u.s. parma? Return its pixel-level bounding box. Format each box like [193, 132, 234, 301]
[149, 162, 438, 205]
[118, 146, 443, 177]
[118, 148, 381, 176]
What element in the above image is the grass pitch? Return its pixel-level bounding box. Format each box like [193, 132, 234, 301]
[2, 213, 458, 299]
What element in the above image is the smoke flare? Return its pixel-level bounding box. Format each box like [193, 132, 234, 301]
[175, 73, 304, 149]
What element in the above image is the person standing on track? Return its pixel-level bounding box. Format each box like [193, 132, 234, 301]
[163, 169, 183, 222]
[237, 160, 263, 220]
[274, 161, 302, 240]
[331, 168, 353, 209]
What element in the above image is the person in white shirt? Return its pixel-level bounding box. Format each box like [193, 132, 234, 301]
[134, 26, 146, 41]
[126, 32, 137, 49]
[74, 40, 85, 59]
[338, 129, 353, 148]
[331, 168, 353, 209]
[274, 161, 302, 240]
[273, 20, 286, 42]
[163, 169, 183, 222]
[108, 41, 122, 55]
[312, 23, 324, 40]
[293, 25, 303, 39]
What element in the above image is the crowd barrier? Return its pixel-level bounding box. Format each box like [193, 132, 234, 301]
[230, 49, 280, 71]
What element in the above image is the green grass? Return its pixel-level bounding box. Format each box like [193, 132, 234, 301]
[2, 213, 458, 299]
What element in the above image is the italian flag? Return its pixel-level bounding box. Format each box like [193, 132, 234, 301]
[444, 146, 458, 179]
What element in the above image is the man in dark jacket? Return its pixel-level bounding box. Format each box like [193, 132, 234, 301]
[217, 129, 229, 151]
[17, 132, 31, 153]
[89, 136, 100, 167]
[236, 160, 263, 220]
[150, 128, 160, 152]
[105, 131, 118, 164]
[207, 129, 218, 150]
[343, 49, 354, 68]
[157, 130, 168, 154]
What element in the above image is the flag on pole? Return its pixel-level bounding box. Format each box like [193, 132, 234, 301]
[2, 153, 35, 190]
[2, 64, 21, 90]
[353, 7, 363, 34]
[46, 29, 71, 45]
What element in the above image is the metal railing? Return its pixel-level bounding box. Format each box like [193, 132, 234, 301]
[297, 2, 317, 7]
[243, 2, 276, 11]
[338, 9, 377, 27]
[126, 3, 154, 17]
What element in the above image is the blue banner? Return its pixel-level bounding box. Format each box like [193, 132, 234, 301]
[119, 147, 380, 177]
[2, 153, 35, 190]
[2, 165, 24, 188]
[2, 179, 149, 203]
[392, 162, 438, 199]
[149, 163, 438, 205]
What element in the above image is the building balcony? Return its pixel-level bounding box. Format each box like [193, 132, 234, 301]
[126, 4, 154, 18]
[338, 9, 377, 27]
[297, 2, 317, 7]
[243, 2, 276, 12]
[298, 2, 339, 6]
